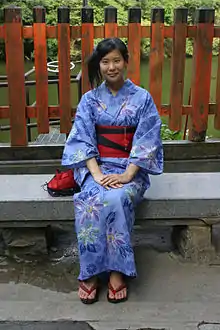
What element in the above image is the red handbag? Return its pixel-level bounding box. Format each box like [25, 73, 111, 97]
[45, 169, 80, 197]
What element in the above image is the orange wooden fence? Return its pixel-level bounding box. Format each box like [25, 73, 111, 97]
[0, 5, 220, 146]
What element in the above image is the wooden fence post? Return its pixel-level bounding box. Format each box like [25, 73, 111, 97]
[4, 6, 27, 146]
[169, 7, 188, 131]
[127, 7, 141, 86]
[189, 8, 214, 142]
[58, 6, 72, 133]
[149, 7, 165, 112]
[33, 6, 49, 134]
[104, 6, 117, 38]
[81, 6, 94, 94]
[214, 44, 220, 129]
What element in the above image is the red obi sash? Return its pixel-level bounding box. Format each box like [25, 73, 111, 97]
[96, 125, 136, 158]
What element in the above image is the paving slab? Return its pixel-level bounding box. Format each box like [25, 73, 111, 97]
[0, 321, 94, 330]
[199, 324, 220, 330]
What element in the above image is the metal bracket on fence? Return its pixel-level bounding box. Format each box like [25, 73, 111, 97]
[47, 61, 76, 73]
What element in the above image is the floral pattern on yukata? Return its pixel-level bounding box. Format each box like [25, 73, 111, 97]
[62, 79, 164, 280]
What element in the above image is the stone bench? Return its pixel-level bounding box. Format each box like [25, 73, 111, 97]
[0, 172, 220, 261]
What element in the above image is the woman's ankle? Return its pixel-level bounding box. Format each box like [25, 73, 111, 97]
[109, 272, 124, 284]
[80, 276, 97, 284]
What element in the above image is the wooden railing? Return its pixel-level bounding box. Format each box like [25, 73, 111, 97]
[0, 68, 82, 142]
[0, 5, 220, 146]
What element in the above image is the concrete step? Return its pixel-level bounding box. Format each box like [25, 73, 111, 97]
[34, 130, 66, 145]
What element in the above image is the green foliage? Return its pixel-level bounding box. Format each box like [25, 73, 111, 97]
[161, 124, 182, 140]
[0, 0, 220, 60]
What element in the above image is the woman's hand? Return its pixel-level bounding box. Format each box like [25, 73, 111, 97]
[93, 172, 106, 185]
[87, 159, 139, 189]
[101, 164, 140, 187]
[86, 158, 121, 189]
[100, 172, 132, 187]
[93, 172, 123, 189]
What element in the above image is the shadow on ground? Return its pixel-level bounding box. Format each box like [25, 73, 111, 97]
[0, 226, 173, 292]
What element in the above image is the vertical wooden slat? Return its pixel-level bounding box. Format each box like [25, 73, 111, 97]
[169, 7, 188, 131]
[81, 6, 94, 94]
[33, 6, 49, 134]
[127, 7, 141, 86]
[104, 6, 117, 38]
[58, 6, 72, 133]
[214, 45, 220, 129]
[4, 6, 27, 146]
[149, 8, 165, 111]
[189, 8, 214, 142]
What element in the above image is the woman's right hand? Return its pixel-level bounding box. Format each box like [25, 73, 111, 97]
[86, 159, 123, 189]
[93, 172, 123, 189]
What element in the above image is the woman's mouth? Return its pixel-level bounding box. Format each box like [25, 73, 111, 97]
[107, 73, 118, 77]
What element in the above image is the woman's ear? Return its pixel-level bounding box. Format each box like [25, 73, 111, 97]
[124, 59, 128, 69]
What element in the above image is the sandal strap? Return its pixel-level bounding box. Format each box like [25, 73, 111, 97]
[108, 282, 127, 295]
[79, 282, 97, 295]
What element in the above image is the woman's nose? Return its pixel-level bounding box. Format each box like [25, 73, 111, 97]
[108, 62, 115, 70]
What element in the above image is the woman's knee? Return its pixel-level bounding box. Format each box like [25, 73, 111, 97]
[104, 187, 127, 206]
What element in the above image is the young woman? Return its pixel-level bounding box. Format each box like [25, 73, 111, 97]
[62, 38, 163, 304]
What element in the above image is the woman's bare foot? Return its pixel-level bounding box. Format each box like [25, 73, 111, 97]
[108, 272, 127, 301]
[78, 277, 98, 302]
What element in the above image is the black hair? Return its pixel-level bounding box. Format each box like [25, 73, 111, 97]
[87, 38, 129, 88]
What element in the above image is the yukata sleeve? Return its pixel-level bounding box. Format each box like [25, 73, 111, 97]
[128, 93, 164, 175]
[62, 94, 99, 168]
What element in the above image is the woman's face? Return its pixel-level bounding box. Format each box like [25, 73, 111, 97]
[99, 49, 127, 85]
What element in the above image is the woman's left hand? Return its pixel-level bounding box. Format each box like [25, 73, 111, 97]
[100, 172, 132, 187]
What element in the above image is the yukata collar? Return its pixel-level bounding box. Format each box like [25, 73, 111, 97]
[101, 79, 137, 97]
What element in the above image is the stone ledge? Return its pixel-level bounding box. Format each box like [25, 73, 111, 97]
[0, 173, 220, 224]
[2, 173, 220, 201]
[0, 200, 220, 224]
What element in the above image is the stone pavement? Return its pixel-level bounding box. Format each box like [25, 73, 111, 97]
[1, 248, 220, 330]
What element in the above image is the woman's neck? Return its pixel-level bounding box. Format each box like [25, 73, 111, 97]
[106, 78, 125, 96]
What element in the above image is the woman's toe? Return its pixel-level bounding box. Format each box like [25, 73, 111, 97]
[108, 289, 115, 299]
[88, 289, 96, 300]
[115, 288, 126, 300]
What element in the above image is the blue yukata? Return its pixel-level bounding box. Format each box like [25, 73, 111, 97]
[62, 79, 163, 281]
